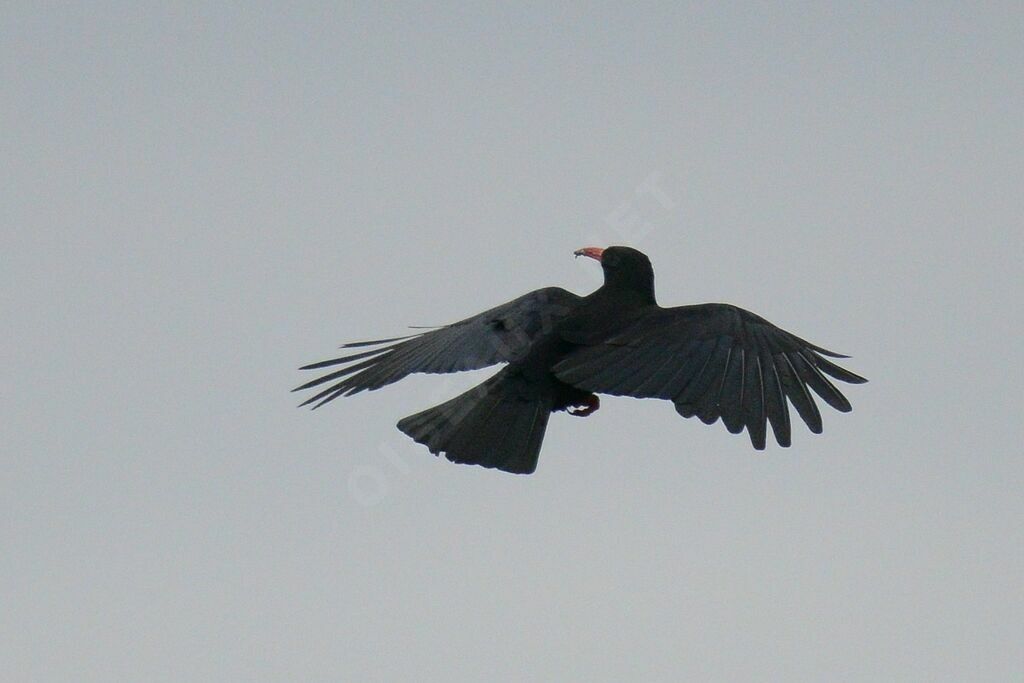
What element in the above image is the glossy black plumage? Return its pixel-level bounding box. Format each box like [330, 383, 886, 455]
[296, 246, 866, 474]
[294, 287, 580, 407]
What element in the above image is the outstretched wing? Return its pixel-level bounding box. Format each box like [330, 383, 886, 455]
[553, 304, 866, 449]
[295, 287, 580, 408]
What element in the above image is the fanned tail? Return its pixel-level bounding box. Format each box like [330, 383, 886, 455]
[397, 370, 553, 474]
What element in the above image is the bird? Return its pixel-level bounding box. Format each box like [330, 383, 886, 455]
[295, 246, 866, 474]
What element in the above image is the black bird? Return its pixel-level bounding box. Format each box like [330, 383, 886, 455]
[295, 246, 866, 474]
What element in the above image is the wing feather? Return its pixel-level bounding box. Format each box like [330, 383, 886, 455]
[295, 287, 580, 407]
[742, 353, 767, 450]
[719, 347, 746, 434]
[554, 303, 864, 447]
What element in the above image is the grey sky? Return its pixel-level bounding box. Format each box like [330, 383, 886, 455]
[3, 2, 1022, 681]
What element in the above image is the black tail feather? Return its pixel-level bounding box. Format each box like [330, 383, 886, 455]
[397, 371, 553, 474]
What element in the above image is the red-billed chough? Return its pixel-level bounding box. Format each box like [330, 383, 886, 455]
[295, 246, 866, 474]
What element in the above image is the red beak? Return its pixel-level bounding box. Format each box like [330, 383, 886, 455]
[573, 247, 605, 262]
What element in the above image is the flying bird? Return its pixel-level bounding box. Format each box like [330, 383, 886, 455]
[295, 246, 866, 474]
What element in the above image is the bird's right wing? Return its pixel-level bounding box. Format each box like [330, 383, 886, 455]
[295, 287, 580, 408]
[553, 303, 866, 448]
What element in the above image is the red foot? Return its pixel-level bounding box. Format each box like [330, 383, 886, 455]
[567, 394, 600, 417]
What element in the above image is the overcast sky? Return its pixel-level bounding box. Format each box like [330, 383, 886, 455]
[3, 2, 1022, 681]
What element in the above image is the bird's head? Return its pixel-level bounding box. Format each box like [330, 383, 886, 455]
[574, 245, 655, 302]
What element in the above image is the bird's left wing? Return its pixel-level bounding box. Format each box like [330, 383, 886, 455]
[553, 304, 866, 448]
[295, 287, 580, 408]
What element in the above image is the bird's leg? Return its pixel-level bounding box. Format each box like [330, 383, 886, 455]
[567, 393, 600, 417]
